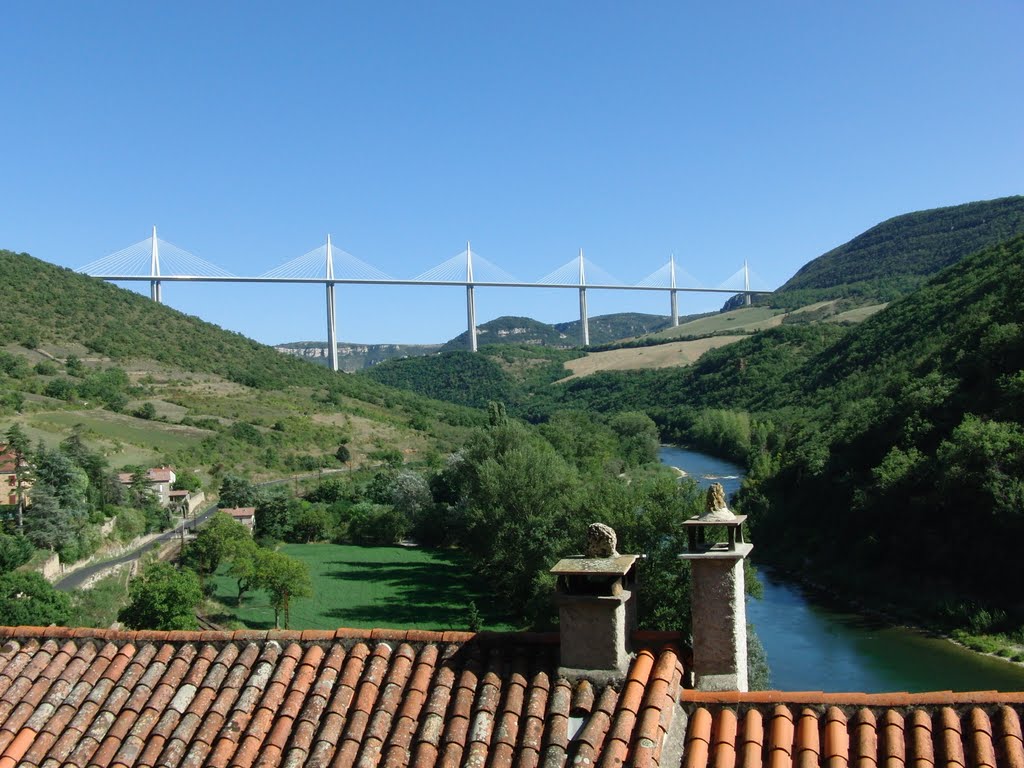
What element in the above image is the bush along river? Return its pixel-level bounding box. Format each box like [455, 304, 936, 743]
[659, 445, 1024, 692]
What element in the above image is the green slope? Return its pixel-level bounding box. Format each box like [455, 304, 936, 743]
[773, 195, 1024, 306]
[0, 249, 484, 475]
[536, 234, 1024, 620]
[0, 249, 337, 390]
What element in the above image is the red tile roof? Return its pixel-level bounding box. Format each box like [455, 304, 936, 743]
[679, 691, 1024, 768]
[223, 507, 256, 518]
[117, 467, 175, 485]
[0, 626, 687, 767]
[0, 446, 21, 476]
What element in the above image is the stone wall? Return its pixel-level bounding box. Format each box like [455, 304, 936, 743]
[38, 552, 61, 582]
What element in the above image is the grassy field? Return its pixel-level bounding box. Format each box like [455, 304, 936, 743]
[208, 543, 520, 632]
[559, 335, 747, 380]
[828, 303, 888, 323]
[28, 409, 210, 459]
[650, 306, 785, 340]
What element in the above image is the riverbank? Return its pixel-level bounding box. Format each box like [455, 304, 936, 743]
[660, 445, 1024, 691]
[769, 560, 1024, 666]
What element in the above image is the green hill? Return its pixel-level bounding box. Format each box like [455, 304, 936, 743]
[554, 312, 672, 345]
[535, 234, 1024, 624]
[441, 316, 570, 351]
[770, 195, 1024, 307]
[0, 249, 482, 476]
[441, 313, 676, 352]
[362, 345, 582, 411]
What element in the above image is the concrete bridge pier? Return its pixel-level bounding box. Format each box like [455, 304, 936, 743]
[150, 226, 162, 304]
[466, 243, 477, 352]
[670, 255, 679, 327]
[326, 235, 339, 372]
[578, 249, 589, 347]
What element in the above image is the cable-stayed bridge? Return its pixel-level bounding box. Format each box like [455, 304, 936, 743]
[79, 228, 773, 371]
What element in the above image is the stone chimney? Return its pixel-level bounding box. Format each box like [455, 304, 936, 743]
[679, 483, 753, 691]
[551, 523, 638, 680]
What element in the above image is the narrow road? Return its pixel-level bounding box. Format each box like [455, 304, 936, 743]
[53, 468, 354, 592]
[54, 505, 217, 591]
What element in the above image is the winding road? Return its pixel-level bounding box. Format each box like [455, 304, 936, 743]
[54, 505, 217, 591]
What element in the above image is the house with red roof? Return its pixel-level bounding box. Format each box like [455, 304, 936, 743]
[0, 499, 1019, 767]
[117, 465, 177, 507]
[222, 506, 257, 534]
[0, 443, 30, 507]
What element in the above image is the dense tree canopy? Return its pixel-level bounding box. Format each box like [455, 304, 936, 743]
[119, 562, 204, 631]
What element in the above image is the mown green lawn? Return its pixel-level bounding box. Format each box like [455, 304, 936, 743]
[208, 543, 520, 632]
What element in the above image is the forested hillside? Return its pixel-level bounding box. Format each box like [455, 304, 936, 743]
[439, 312, 676, 352]
[771, 195, 1024, 307]
[1, 249, 337, 390]
[441, 316, 571, 351]
[362, 345, 582, 410]
[535, 235, 1024, 627]
[743, 235, 1024, 616]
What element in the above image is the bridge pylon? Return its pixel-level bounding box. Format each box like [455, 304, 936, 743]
[670, 255, 679, 327]
[150, 226, 162, 303]
[325, 235, 338, 372]
[578, 249, 589, 347]
[744, 259, 751, 306]
[466, 243, 477, 353]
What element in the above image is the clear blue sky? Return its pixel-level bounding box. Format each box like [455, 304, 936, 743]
[2, 2, 1021, 345]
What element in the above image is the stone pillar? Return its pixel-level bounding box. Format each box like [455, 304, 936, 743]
[556, 591, 632, 675]
[679, 483, 753, 692]
[685, 547, 751, 691]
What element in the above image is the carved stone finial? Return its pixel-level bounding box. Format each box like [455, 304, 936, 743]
[706, 483, 727, 512]
[701, 483, 737, 521]
[586, 523, 618, 558]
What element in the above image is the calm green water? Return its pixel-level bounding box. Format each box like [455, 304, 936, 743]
[660, 445, 1024, 692]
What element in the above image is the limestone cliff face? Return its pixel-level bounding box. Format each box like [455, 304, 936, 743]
[275, 343, 442, 372]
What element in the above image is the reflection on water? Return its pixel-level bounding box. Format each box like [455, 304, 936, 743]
[748, 568, 1024, 692]
[658, 445, 744, 497]
[659, 445, 1024, 692]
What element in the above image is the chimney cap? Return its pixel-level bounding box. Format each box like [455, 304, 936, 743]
[550, 554, 639, 577]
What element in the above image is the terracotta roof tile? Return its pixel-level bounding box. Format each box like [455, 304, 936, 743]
[685, 707, 714, 768]
[711, 706, 739, 768]
[680, 695, 1024, 768]
[7, 625, 1022, 768]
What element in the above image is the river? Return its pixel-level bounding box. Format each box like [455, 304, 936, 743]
[659, 445, 1024, 692]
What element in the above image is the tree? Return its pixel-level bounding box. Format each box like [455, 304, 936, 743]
[255, 490, 293, 542]
[64, 355, 84, 377]
[0, 533, 34, 573]
[172, 470, 202, 493]
[0, 572, 71, 626]
[219, 474, 262, 509]
[134, 402, 157, 420]
[4, 423, 31, 531]
[118, 562, 203, 630]
[182, 512, 253, 578]
[226, 537, 262, 607]
[259, 550, 312, 629]
[60, 430, 111, 511]
[24, 488, 74, 553]
[291, 504, 331, 543]
[608, 411, 660, 466]
[388, 471, 432, 518]
[33, 445, 89, 515]
[335, 443, 351, 465]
